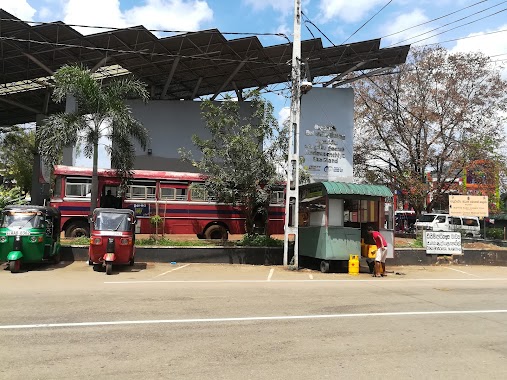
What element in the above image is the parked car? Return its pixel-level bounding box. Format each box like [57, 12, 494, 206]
[414, 213, 481, 238]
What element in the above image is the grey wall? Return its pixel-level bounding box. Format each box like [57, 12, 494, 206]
[128, 99, 253, 172]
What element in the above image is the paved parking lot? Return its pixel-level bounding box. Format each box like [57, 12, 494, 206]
[1, 261, 507, 379]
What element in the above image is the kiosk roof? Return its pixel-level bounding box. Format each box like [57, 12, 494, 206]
[322, 182, 393, 198]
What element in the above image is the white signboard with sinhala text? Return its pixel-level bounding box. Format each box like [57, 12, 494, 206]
[424, 231, 462, 255]
[449, 195, 488, 217]
[300, 88, 354, 183]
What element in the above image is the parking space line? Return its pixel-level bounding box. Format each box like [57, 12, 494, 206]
[151, 263, 191, 279]
[105, 277, 507, 284]
[443, 267, 480, 277]
[267, 268, 274, 281]
[2, 309, 507, 330]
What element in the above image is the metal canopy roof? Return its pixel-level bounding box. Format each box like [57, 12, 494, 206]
[322, 182, 393, 198]
[301, 181, 393, 200]
[0, 9, 410, 126]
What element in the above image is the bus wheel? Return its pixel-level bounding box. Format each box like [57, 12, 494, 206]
[67, 221, 90, 238]
[204, 225, 228, 240]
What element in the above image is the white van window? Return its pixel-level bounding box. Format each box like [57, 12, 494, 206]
[463, 218, 479, 227]
[436, 215, 446, 223]
[451, 217, 462, 226]
[419, 214, 436, 222]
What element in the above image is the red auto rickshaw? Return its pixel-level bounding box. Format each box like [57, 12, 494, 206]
[89, 208, 136, 275]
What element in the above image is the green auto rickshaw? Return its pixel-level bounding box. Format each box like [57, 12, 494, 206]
[0, 205, 61, 273]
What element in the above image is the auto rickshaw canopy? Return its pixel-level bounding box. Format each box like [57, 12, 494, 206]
[2, 205, 61, 219]
[92, 208, 136, 232]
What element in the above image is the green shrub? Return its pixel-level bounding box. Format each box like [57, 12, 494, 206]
[411, 235, 424, 248]
[236, 234, 283, 247]
[63, 236, 90, 245]
[150, 215, 163, 226]
[485, 228, 504, 240]
[136, 237, 211, 247]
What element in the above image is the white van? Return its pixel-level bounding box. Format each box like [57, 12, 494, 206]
[414, 214, 481, 238]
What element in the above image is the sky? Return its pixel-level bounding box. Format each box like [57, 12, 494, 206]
[2, 0, 507, 166]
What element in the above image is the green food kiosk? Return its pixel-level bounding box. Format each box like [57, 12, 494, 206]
[299, 181, 394, 272]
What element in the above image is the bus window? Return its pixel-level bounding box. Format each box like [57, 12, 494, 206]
[126, 181, 156, 200]
[160, 187, 187, 201]
[53, 176, 62, 198]
[160, 187, 176, 200]
[270, 191, 284, 205]
[190, 185, 207, 201]
[66, 177, 92, 197]
[175, 188, 187, 200]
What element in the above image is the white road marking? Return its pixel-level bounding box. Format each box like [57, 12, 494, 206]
[151, 263, 191, 279]
[443, 267, 480, 277]
[267, 268, 274, 281]
[2, 309, 507, 330]
[105, 277, 507, 284]
[309, 274, 314, 280]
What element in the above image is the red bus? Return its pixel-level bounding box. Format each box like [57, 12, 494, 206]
[49, 165, 285, 239]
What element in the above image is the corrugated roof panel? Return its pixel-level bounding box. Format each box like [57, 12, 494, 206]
[322, 182, 392, 198]
[0, 8, 410, 125]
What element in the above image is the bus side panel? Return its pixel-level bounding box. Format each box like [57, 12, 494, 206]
[50, 199, 90, 233]
[267, 205, 285, 235]
[160, 203, 246, 235]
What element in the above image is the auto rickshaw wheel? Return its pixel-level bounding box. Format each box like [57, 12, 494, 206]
[105, 262, 113, 275]
[52, 251, 61, 264]
[9, 260, 20, 273]
[88, 259, 93, 266]
[92, 263, 103, 272]
[129, 257, 135, 266]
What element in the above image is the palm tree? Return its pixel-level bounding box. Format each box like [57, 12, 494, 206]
[37, 64, 149, 213]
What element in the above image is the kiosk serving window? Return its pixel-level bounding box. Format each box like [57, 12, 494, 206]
[300, 197, 326, 227]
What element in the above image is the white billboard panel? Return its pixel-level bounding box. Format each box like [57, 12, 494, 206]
[449, 195, 489, 217]
[424, 231, 462, 255]
[300, 88, 354, 183]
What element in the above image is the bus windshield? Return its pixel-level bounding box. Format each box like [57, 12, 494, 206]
[94, 212, 131, 232]
[1, 212, 44, 229]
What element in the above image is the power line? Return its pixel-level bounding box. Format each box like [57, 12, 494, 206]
[380, 0, 489, 39]
[0, 35, 290, 68]
[405, 7, 507, 46]
[422, 27, 507, 47]
[0, 17, 290, 42]
[301, 11, 336, 47]
[387, 4, 507, 47]
[340, 0, 393, 45]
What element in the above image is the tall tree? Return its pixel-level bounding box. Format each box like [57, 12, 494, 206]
[179, 91, 286, 235]
[352, 46, 507, 214]
[0, 127, 36, 193]
[37, 65, 150, 213]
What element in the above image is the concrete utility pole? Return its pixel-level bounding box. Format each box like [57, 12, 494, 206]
[283, 0, 302, 267]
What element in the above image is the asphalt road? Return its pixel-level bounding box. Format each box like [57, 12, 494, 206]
[1, 261, 507, 380]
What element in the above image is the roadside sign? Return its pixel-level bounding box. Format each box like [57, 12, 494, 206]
[424, 231, 462, 255]
[449, 195, 488, 217]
